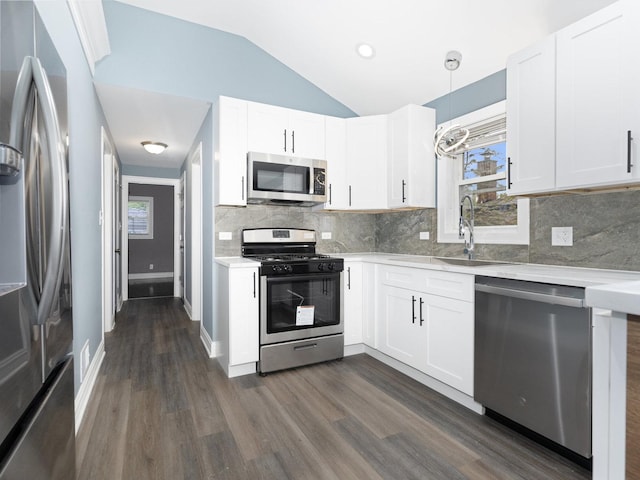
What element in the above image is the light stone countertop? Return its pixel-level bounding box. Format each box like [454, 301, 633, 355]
[215, 253, 640, 314]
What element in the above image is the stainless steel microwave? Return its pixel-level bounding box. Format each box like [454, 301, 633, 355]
[247, 151, 327, 206]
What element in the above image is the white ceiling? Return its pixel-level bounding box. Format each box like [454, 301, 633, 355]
[94, 83, 210, 169]
[101, 0, 616, 168]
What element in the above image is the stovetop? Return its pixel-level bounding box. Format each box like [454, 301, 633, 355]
[241, 228, 343, 276]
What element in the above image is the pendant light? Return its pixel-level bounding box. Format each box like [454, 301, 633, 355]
[434, 50, 470, 159]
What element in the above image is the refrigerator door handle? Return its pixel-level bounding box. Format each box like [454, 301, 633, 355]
[30, 57, 68, 326]
[9, 57, 34, 151]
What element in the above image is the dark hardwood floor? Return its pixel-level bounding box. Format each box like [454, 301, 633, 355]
[76, 298, 591, 480]
[128, 279, 174, 299]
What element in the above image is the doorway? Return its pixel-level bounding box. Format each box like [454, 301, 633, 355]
[121, 175, 181, 302]
[101, 128, 120, 333]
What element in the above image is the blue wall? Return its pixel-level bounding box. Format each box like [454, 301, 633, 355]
[35, 1, 108, 395]
[425, 70, 506, 124]
[95, 2, 356, 118]
[121, 164, 181, 179]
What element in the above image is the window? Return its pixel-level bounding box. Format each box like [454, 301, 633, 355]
[437, 101, 529, 245]
[128, 196, 154, 239]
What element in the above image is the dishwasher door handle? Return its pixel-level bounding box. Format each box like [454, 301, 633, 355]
[475, 283, 585, 308]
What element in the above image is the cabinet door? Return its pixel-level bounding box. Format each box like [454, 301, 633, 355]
[247, 102, 290, 155]
[377, 284, 426, 371]
[343, 261, 363, 345]
[216, 97, 248, 206]
[288, 109, 326, 159]
[324, 117, 349, 209]
[388, 105, 436, 208]
[506, 35, 556, 195]
[228, 268, 259, 365]
[346, 115, 388, 209]
[422, 295, 474, 395]
[556, 1, 640, 188]
[362, 263, 377, 348]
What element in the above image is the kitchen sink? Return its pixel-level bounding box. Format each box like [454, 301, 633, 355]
[429, 257, 508, 267]
[385, 256, 511, 267]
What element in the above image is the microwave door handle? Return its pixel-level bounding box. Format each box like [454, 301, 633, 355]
[31, 57, 68, 326]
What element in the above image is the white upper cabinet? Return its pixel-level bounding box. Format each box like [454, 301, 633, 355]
[507, 0, 640, 194]
[556, 0, 640, 189]
[387, 104, 436, 208]
[506, 36, 556, 195]
[324, 116, 350, 209]
[247, 101, 326, 159]
[215, 96, 248, 206]
[345, 115, 388, 210]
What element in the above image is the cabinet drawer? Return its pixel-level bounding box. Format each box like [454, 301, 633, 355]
[380, 265, 473, 301]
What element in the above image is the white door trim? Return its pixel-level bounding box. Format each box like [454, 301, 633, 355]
[190, 144, 203, 321]
[101, 128, 115, 333]
[121, 175, 181, 301]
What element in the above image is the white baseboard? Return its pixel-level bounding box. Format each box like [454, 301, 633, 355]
[74, 340, 105, 434]
[344, 343, 365, 356]
[199, 324, 219, 358]
[128, 272, 173, 280]
[183, 297, 193, 319]
[364, 346, 484, 415]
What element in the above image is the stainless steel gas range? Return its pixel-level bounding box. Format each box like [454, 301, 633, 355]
[241, 228, 344, 374]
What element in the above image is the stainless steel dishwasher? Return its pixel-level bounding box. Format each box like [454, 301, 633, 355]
[474, 276, 592, 460]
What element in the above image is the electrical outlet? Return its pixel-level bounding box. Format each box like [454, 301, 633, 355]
[219, 231, 232, 240]
[149, 263, 154, 270]
[419, 231, 430, 240]
[321, 232, 332, 240]
[551, 227, 573, 246]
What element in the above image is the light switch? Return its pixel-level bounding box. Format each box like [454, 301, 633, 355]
[419, 231, 430, 240]
[321, 232, 332, 240]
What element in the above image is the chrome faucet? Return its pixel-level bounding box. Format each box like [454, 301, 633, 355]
[459, 195, 475, 260]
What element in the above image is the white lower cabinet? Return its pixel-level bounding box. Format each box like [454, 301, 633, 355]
[376, 265, 474, 395]
[343, 261, 363, 346]
[217, 265, 259, 377]
[378, 284, 428, 371]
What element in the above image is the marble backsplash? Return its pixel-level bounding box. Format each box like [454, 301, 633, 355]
[215, 189, 640, 271]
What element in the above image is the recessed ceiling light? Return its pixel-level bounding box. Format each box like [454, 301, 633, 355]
[141, 141, 168, 155]
[356, 43, 375, 59]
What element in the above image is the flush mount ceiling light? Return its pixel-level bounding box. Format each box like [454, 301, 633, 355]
[141, 141, 168, 155]
[356, 43, 375, 59]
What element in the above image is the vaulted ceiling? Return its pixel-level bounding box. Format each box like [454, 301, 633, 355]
[98, 0, 616, 169]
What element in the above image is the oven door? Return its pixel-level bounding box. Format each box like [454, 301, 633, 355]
[260, 272, 343, 345]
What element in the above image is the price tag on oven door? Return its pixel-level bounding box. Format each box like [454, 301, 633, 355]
[296, 305, 315, 326]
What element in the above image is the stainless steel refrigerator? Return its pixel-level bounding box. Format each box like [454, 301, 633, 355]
[0, 1, 75, 478]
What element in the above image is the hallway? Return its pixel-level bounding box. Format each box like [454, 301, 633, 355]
[75, 298, 590, 479]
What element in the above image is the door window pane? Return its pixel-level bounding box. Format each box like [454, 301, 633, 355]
[128, 196, 153, 239]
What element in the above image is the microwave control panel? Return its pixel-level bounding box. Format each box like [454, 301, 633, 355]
[314, 168, 326, 195]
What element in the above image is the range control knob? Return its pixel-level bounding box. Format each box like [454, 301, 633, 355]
[327, 263, 334, 271]
[317, 263, 325, 271]
[283, 264, 293, 273]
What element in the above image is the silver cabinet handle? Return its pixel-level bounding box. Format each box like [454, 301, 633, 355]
[419, 297, 424, 326]
[241, 175, 245, 200]
[291, 130, 295, 153]
[348, 185, 352, 207]
[402, 180, 406, 203]
[283, 129, 287, 152]
[627, 130, 633, 173]
[253, 271, 256, 298]
[507, 157, 512, 188]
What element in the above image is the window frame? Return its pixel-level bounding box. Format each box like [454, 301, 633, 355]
[128, 195, 154, 240]
[437, 101, 530, 246]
